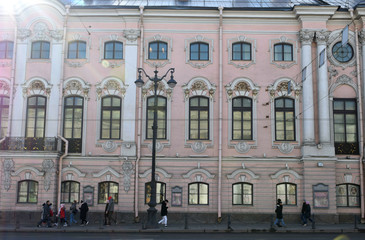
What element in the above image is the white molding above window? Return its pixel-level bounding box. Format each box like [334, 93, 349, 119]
[225, 77, 260, 153]
[185, 35, 213, 69]
[0, 78, 11, 96]
[65, 33, 91, 68]
[144, 34, 172, 68]
[63, 77, 91, 99]
[22, 77, 52, 98]
[99, 34, 125, 68]
[227, 35, 256, 69]
[267, 78, 301, 151]
[269, 36, 298, 69]
[182, 77, 216, 148]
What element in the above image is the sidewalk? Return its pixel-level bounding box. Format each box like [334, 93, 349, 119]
[0, 222, 364, 233]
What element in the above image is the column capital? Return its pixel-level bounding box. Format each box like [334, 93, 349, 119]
[299, 29, 315, 45]
[315, 30, 330, 45]
[123, 29, 141, 45]
[359, 29, 365, 46]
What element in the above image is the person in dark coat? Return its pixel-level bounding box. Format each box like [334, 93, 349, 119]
[301, 200, 313, 226]
[106, 196, 117, 225]
[274, 199, 286, 227]
[158, 199, 168, 227]
[79, 200, 89, 226]
[37, 200, 52, 227]
[104, 199, 109, 225]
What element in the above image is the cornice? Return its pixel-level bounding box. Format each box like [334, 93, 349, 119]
[294, 6, 338, 18]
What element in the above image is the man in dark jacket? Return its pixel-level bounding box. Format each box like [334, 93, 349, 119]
[158, 200, 168, 227]
[79, 200, 89, 226]
[274, 199, 286, 227]
[106, 196, 117, 225]
[301, 200, 313, 226]
[37, 200, 52, 227]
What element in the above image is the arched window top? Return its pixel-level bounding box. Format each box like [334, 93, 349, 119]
[31, 41, 50, 59]
[274, 43, 293, 61]
[190, 42, 209, 61]
[104, 41, 123, 60]
[190, 96, 209, 107]
[232, 42, 251, 61]
[148, 41, 168, 60]
[0, 41, 14, 59]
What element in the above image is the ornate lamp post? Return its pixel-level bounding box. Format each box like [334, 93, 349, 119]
[135, 67, 176, 228]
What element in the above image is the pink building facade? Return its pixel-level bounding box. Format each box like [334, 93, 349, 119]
[0, 0, 365, 224]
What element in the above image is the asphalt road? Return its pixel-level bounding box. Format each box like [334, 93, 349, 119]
[0, 232, 364, 240]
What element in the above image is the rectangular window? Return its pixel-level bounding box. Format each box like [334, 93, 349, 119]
[189, 182, 209, 205]
[31, 41, 50, 59]
[146, 96, 167, 139]
[334, 99, 358, 154]
[189, 97, 209, 140]
[101, 96, 121, 140]
[275, 98, 295, 141]
[232, 97, 252, 140]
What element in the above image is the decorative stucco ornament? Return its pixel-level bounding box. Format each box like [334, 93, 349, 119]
[102, 140, 117, 152]
[278, 143, 294, 154]
[3, 159, 14, 191]
[148, 141, 164, 153]
[191, 141, 207, 154]
[122, 160, 134, 193]
[235, 141, 250, 154]
[42, 159, 55, 191]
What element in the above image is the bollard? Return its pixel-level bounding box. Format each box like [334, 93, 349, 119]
[354, 215, 358, 230]
[227, 214, 232, 231]
[311, 214, 315, 230]
[142, 219, 146, 230]
[184, 214, 188, 230]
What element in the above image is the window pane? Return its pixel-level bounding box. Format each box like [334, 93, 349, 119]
[334, 101, 344, 110]
[277, 184, 285, 194]
[190, 98, 199, 107]
[200, 98, 208, 107]
[103, 98, 111, 107]
[345, 101, 356, 110]
[233, 184, 242, 194]
[233, 195, 242, 205]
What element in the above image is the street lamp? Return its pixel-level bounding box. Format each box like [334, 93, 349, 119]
[135, 67, 176, 228]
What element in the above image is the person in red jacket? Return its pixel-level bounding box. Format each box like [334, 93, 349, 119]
[57, 204, 67, 227]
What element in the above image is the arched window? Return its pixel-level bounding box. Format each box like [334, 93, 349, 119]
[336, 183, 360, 207]
[275, 97, 295, 141]
[232, 182, 253, 205]
[190, 42, 209, 60]
[148, 41, 167, 60]
[104, 41, 123, 59]
[98, 181, 119, 204]
[63, 96, 84, 153]
[276, 183, 296, 205]
[189, 96, 209, 140]
[18, 180, 38, 203]
[61, 181, 80, 203]
[101, 96, 121, 139]
[145, 181, 166, 204]
[188, 182, 209, 205]
[26, 96, 46, 138]
[232, 42, 251, 61]
[333, 98, 358, 155]
[232, 97, 252, 140]
[31, 41, 50, 59]
[146, 96, 167, 139]
[0, 96, 9, 138]
[274, 43, 293, 61]
[68, 41, 86, 59]
[0, 41, 14, 59]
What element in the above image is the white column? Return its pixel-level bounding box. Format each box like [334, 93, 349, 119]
[121, 29, 140, 156]
[46, 42, 63, 138]
[299, 30, 315, 145]
[11, 32, 29, 137]
[315, 30, 331, 145]
[360, 30, 365, 128]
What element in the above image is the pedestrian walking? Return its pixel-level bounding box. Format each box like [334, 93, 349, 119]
[37, 200, 52, 228]
[274, 198, 286, 227]
[104, 199, 109, 225]
[57, 204, 67, 227]
[69, 200, 78, 226]
[158, 199, 168, 227]
[79, 200, 89, 226]
[106, 196, 117, 225]
[301, 200, 313, 226]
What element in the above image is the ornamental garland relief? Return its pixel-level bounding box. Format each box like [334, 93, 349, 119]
[121, 160, 134, 193]
[42, 159, 55, 191]
[3, 159, 14, 191]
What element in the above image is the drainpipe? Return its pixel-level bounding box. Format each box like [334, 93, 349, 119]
[351, 9, 365, 222]
[57, 135, 68, 210]
[7, 20, 18, 138]
[217, 6, 223, 222]
[134, 5, 144, 222]
[56, 5, 70, 210]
